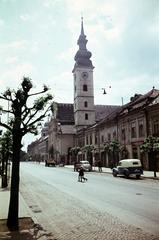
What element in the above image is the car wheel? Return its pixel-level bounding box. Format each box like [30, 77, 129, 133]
[124, 172, 129, 178]
[113, 172, 117, 177]
[136, 175, 140, 179]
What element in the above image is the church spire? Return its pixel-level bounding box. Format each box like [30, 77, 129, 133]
[73, 18, 94, 70]
[77, 17, 87, 50]
[81, 16, 84, 35]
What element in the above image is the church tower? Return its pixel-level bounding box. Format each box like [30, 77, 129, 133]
[72, 18, 95, 130]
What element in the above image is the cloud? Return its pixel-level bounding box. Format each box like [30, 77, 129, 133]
[0, 40, 28, 52]
[0, 63, 36, 91]
[45, 71, 73, 103]
[57, 47, 74, 61]
[20, 14, 32, 22]
[5, 56, 18, 64]
[42, 0, 61, 8]
[0, 19, 5, 27]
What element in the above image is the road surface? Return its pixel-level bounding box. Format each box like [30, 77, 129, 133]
[20, 162, 159, 240]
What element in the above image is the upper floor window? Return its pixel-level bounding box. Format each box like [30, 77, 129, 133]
[83, 84, 88, 91]
[84, 101, 88, 107]
[108, 133, 111, 141]
[90, 135, 92, 145]
[95, 135, 98, 144]
[101, 135, 104, 143]
[138, 120, 144, 137]
[113, 131, 116, 139]
[85, 113, 88, 120]
[131, 122, 136, 138]
[121, 128, 126, 141]
[153, 119, 159, 135]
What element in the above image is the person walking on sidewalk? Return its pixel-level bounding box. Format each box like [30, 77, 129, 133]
[78, 167, 88, 182]
[98, 160, 102, 172]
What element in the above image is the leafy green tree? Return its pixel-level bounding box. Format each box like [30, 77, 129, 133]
[82, 144, 94, 166]
[70, 146, 81, 162]
[140, 136, 159, 177]
[103, 142, 111, 153]
[0, 77, 53, 230]
[104, 140, 120, 167]
[110, 140, 120, 165]
[0, 131, 13, 188]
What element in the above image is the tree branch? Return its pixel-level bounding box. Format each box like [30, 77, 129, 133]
[0, 122, 12, 132]
[28, 89, 49, 98]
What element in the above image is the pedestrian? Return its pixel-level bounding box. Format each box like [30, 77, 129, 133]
[74, 161, 77, 171]
[98, 160, 102, 172]
[78, 167, 88, 182]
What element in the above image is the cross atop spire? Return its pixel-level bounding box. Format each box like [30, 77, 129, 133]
[81, 16, 84, 35]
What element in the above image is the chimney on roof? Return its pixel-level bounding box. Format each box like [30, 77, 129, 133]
[130, 93, 142, 102]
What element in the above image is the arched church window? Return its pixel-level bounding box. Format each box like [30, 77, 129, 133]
[83, 84, 88, 91]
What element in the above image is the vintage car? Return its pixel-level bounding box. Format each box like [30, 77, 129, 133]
[112, 159, 143, 179]
[45, 159, 56, 167]
[75, 160, 92, 172]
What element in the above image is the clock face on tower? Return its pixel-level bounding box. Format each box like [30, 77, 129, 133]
[81, 72, 88, 79]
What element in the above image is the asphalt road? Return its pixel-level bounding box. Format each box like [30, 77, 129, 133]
[20, 162, 159, 240]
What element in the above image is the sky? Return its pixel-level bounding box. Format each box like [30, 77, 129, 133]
[0, 0, 159, 150]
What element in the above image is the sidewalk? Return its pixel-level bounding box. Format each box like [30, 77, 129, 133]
[65, 165, 159, 179]
[0, 187, 31, 220]
[0, 181, 50, 239]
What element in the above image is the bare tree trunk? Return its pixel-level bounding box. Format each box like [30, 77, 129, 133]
[154, 156, 157, 178]
[7, 133, 21, 230]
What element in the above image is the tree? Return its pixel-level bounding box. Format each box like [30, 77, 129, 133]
[140, 136, 159, 177]
[110, 140, 120, 165]
[104, 140, 120, 168]
[0, 131, 13, 188]
[82, 145, 94, 167]
[70, 146, 81, 162]
[0, 77, 53, 230]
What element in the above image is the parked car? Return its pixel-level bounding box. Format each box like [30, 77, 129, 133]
[112, 159, 143, 179]
[75, 160, 92, 172]
[45, 159, 56, 167]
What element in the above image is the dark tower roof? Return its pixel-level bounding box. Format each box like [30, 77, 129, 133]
[73, 18, 94, 71]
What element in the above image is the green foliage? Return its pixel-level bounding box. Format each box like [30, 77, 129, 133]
[110, 140, 120, 152]
[3, 88, 12, 98]
[34, 94, 53, 111]
[0, 131, 13, 157]
[21, 77, 33, 92]
[104, 140, 120, 153]
[70, 146, 81, 156]
[104, 143, 111, 152]
[140, 136, 159, 153]
[82, 144, 94, 153]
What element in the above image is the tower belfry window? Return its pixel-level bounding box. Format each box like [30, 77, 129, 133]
[85, 113, 88, 120]
[83, 84, 88, 91]
[84, 101, 88, 107]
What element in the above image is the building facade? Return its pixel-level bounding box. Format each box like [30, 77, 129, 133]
[27, 20, 159, 171]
